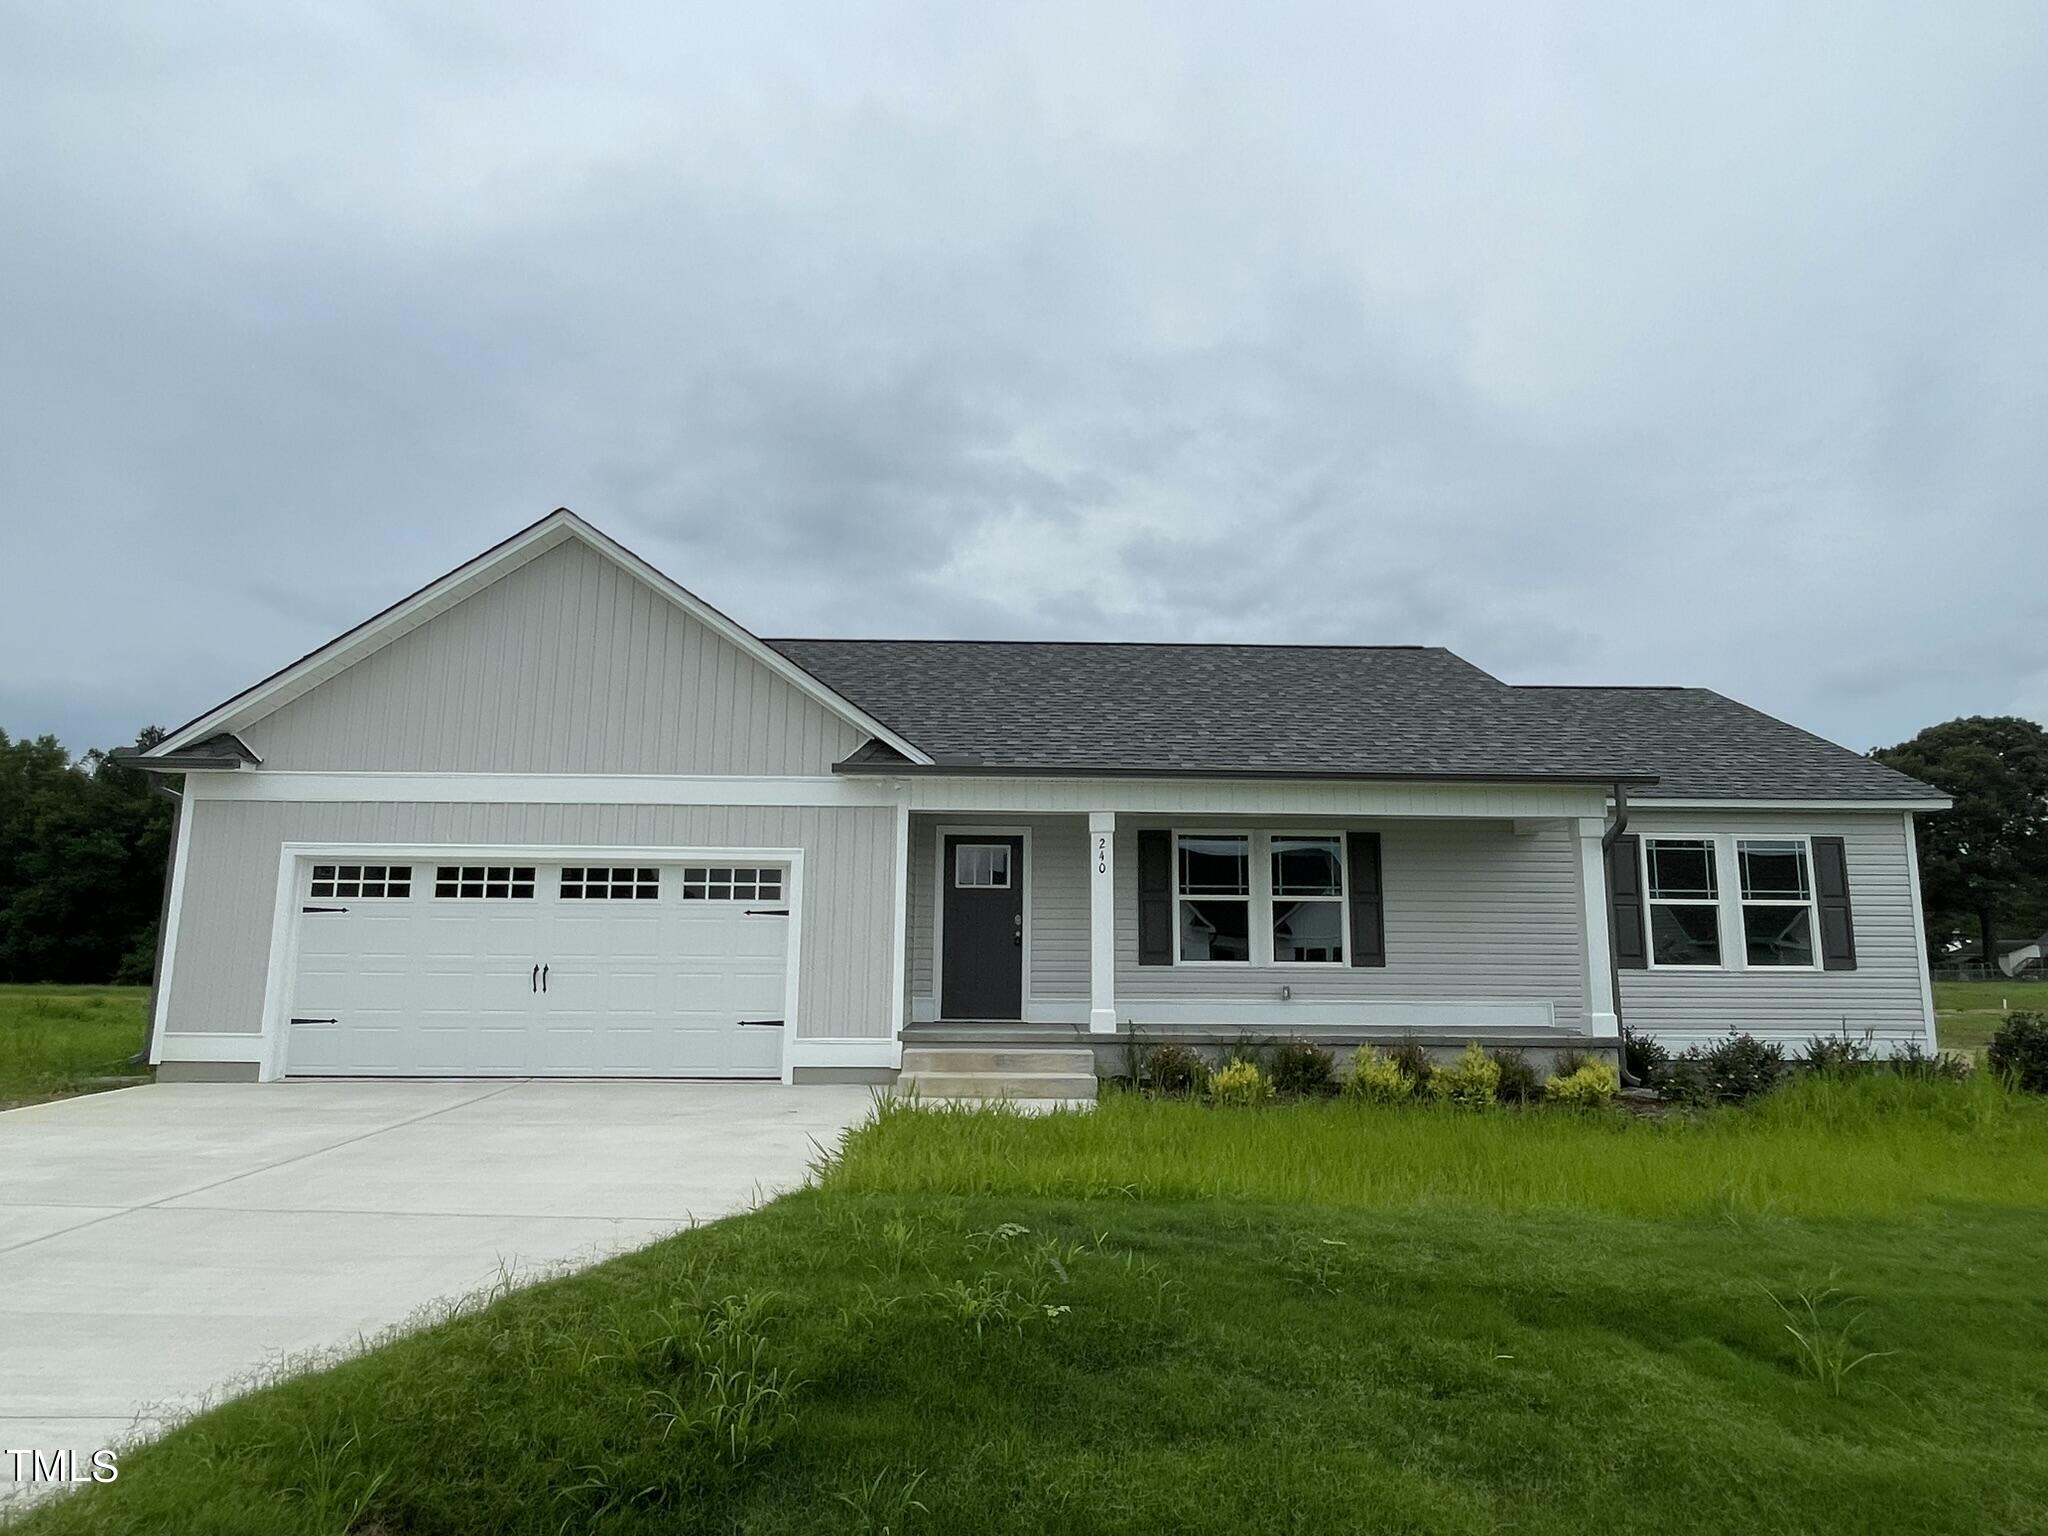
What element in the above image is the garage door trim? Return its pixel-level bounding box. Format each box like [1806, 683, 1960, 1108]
[258, 842, 807, 1083]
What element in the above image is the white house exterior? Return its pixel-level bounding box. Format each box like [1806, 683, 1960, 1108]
[127, 510, 1949, 1084]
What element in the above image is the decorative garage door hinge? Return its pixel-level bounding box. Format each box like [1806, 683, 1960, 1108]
[300, 905, 348, 914]
[737, 1018, 786, 1027]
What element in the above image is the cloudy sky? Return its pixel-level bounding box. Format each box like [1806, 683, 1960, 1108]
[4, 2, 2044, 758]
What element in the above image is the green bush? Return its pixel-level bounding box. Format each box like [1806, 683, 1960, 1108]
[1344, 1046, 1416, 1104]
[1622, 1026, 1668, 1083]
[1657, 1033, 1786, 1105]
[1551, 1045, 1590, 1078]
[1270, 1040, 1338, 1098]
[1545, 1058, 1620, 1107]
[1209, 1058, 1274, 1107]
[1801, 1031, 1875, 1075]
[1388, 1038, 1434, 1090]
[1888, 1039, 1974, 1083]
[1141, 1044, 1209, 1098]
[1489, 1048, 1543, 1104]
[1425, 1042, 1501, 1107]
[1988, 1012, 2048, 1093]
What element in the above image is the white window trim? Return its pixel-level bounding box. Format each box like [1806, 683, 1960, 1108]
[1640, 832, 1830, 975]
[1641, 836, 1726, 971]
[1734, 834, 1823, 973]
[1171, 828, 1352, 969]
[953, 841, 1013, 889]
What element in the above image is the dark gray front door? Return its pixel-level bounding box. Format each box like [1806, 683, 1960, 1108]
[941, 835, 1024, 1020]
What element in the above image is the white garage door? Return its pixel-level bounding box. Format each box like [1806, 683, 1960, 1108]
[285, 858, 793, 1077]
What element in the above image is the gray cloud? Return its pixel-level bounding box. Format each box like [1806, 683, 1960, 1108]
[2, 1, 2044, 758]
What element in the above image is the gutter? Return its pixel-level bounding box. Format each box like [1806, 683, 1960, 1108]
[1599, 781, 1639, 1088]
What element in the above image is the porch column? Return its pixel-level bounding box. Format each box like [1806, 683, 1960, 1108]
[1575, 815, 1620, 1040]
[1088, 810, 1117, 1033]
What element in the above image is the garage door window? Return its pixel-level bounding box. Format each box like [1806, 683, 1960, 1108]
[434, 865, 536, 899]
[682, 865, 782, 901]
[560, 866, 660, 900]
[310, 864, 412, 899]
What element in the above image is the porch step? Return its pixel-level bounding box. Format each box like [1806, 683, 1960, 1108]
[895, 1046, 1098, 1108]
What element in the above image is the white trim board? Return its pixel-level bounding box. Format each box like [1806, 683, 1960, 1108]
[788, 1037, 901, 1071]
[1114, 1000, 1558, 1030]
[186, 772, 908, 807]
[1903, 811, 1940, 1051]
[1623, 798, 1951, 813]
[148, 510, 934, 766]
[146, 791, 197, 1065]
[904, 777, 1609, 819]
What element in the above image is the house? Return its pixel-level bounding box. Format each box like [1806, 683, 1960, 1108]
[121, 509, 1950, 1093]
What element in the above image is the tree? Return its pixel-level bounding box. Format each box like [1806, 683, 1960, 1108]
[1873, 716, 2048, 962]
[0, 726, 173, 984]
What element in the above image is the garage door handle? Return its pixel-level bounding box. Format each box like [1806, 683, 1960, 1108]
[531, 964, 539, 993]
[745, 909, 790, 917]
[541, 964, 549, 992]
[738, 1018, 785, 1027]
[290, 1017, 338, 1026]
[301, 905, 348, 914]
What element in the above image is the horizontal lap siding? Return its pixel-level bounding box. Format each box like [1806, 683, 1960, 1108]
[907, 815, 1089, 1005]
[241, 540, 867, 774]
[1115, 818, 1589, 1028]
[1618, 810, 1930, 1045]
[164, 799, 897, 1043]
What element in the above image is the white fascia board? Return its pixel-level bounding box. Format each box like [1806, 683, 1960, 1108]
[901, 776, 1609, 819]
[187, 771, 909, 807]
[151, 510, 933, 766]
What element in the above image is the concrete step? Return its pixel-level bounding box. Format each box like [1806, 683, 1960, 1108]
[900, 1047, 1093, 1075]
[896, 1071, 1100, 1102]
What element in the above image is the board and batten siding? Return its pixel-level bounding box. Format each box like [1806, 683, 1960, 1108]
[161, 798, 899, 1052]
[908, 814, 1089, 1011]
[1115, 817, 1591, 1029]
[239, 538, 868, 775]
[1617, 809, 1932, 1047]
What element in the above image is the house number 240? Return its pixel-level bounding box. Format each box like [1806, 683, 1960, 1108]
[1096, 836, 1109, 874]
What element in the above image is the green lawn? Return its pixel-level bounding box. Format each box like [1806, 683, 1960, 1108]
[0, 984, 150, 1108]
[17, 1074, 2048, 1535]
[1934, 978, 2048, 1059]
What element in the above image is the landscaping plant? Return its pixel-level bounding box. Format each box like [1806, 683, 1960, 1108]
[1387, 1038, 1434, 1091]
[1343, 1045, 1415, 1103]
[1622, 1024, 1669, 1084]
[1269, 1040, 1337, 1098]
[1987, 1011, 2048, 1093]
[1140, 1043, 1209, 1098]
[1801, 1031, 1875, 1075]
[1488, 1048, 1543, 1104]
[1424, 1041, 1500, 1107]
[1544, 1058, 1620, 1108]
[1208, 1058, 1274, 1107]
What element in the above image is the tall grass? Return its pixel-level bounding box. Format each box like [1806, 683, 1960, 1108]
[821, 1071, 2048, 1219]
[0, 984, 150, 1102]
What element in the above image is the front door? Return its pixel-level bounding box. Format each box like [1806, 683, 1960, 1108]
[941, 835, 1024, 1019]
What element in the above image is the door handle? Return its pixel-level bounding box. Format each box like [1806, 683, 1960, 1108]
[541, 964, 549, 993]
[1013, 912, 1023, 947]
[531, 964, 539, 993]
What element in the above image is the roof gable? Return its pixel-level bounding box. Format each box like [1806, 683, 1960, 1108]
[150, 510, 932, 766]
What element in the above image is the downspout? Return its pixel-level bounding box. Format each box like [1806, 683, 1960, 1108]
[139, 780, 183, 1069]
[1599, 781, 1639, 1088]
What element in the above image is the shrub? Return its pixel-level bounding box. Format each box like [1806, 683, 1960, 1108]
[1270, 1040, 1338, 1098]
[1208, 1058, 1274, 1107]
[1551, 1045, 1590, 1079]
[1344, 1046, 1416, 1104]
[1888, 1039, 1974, 1083]
[1545, 1058, 1620, 1107]
[1622, 1026, 1668, 1083]
[1657, 1033, 1787, 1105]
[1801, 1031, 1875, 1075]
[1425, 1042, 1501, 1107]
[1141, 1044, 1209, 1098]
[1988, 1012, 2048, 1093]
[1489, 1048, 1543, 1104]
[1388, 1038, 1434, 1090]
[1654, 1052, 1713, 1107]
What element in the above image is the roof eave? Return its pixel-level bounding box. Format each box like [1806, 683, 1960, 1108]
[833, 760, 1661, 788]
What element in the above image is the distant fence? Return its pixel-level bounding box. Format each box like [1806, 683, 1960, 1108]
[1931, 962, 2047, 984]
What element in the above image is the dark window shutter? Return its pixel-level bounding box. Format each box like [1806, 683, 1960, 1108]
[1346, 831, 1386, 967]
[1137, 830, 1172, 966]
[1607, 834, 1647, 970]
[1813, 836, 1857, 971]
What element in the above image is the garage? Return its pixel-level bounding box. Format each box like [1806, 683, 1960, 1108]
[284, 855, 796, 1077]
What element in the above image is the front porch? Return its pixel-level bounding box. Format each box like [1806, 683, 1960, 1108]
[898, 792, 1623, 1070]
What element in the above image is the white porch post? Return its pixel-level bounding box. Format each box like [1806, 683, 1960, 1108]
[1088, 810, 1117, 1033]
[1575, 815, 1620, 1040]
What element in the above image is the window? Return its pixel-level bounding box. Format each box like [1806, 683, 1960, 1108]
[1644, 839, 1720, 966]
[1271, 836, 1346, 963]
[1177, 834, 1251, 962]
[434, 865, 536, 899]
[680, 865, 784, 901]
[560, 866, 659, 900]
[309, 864, 411, 899]
[1738, 839, 1816, 967]
[953, 844, 1011, 889]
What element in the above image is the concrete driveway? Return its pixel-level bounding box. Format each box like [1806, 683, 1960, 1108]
[0, 1079, 874, 1497]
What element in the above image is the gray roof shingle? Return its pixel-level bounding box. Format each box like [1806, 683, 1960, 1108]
[765, 639, 1940, 801]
